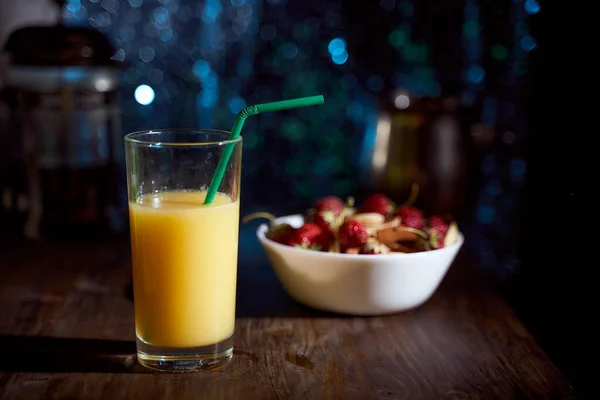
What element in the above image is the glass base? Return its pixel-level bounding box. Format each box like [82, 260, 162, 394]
[136, 335, 233, 373]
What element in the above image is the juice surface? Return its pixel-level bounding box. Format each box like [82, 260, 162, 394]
[129, 191, 239, 348]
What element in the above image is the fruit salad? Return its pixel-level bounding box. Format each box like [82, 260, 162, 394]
[244, 185, 460, 255]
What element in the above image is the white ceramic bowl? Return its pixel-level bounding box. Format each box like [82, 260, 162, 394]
[257, 214, 464, 316]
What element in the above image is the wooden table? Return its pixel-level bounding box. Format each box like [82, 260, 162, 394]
[0, 227, 577, 400]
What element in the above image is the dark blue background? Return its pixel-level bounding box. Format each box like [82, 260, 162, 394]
[60, 0, 539, 283]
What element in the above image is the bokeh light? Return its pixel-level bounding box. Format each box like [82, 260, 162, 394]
[127, 0, 142, 8]
[331, 49, 348, 65]
[388, 29, 406, 48]
[327, 38, 346, 55]
[491, 44, 508, 60]
[134, 84, 155, 105]
[524, 0, 541, 15]
[477, 205, 496, 224]
[467, 65, 485, 84]
[520, 35, 537, 52]
[394, 94, 410, 109]
[281, 42, 299, 60]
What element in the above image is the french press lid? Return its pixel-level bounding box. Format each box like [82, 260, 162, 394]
[2, 0, 120, 68]
[1, 0, 123, 93]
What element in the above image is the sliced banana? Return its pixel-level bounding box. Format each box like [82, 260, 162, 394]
[345, 247, 360, 254]
[379, 242, 391, 254]
[366, 227, 379, 237]
[365, 216, 401, 237]
[340, 207, 357, 219]
[363, 238, 391, 254]
[349, 212, 385, 228]
[444, 222, 459, 247]
[377, 216, 401, 230]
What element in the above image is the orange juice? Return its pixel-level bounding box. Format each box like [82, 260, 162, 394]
[129, 190, 239, 348]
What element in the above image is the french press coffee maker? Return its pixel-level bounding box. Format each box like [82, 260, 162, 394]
[0, 0, 126, 240]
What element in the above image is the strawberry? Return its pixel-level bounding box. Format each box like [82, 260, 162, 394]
[338, 220, 368, 250]
[361, 193, 394, 217]
[314, 196, 344, 216]
[396, 206, 424, 229]
[427, 215, 449, 249]
[311, 233, 333, 252]
[429, 215, 449, 235]
[288, 222, 330, 251]
[266, 223, 296, 245]
[242, 212, 297, 245]
[314, 210, 340, 236]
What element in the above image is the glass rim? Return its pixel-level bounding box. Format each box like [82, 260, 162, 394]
[124, 129, 242, 147]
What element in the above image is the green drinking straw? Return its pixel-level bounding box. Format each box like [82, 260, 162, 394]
[203, 95, 325, 205]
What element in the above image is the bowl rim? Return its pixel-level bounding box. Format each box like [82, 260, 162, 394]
[256, 213, 464, 260]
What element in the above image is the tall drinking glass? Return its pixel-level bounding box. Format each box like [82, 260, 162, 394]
[124, 129, 242, 372]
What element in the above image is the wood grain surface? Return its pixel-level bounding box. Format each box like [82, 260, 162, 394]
[0, 231, 577, 400]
